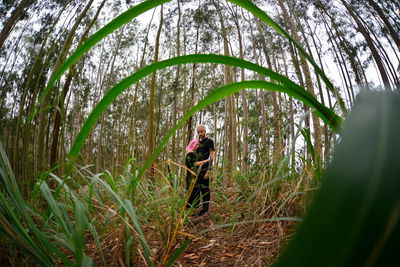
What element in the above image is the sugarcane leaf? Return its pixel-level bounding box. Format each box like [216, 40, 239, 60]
[276, 91, 400, 266]
[68, 54, 341, 173]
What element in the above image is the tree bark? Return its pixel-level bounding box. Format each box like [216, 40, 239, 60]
[147, 5, 164, 178]
[365, 0, 400, 51]
[171, 0, 181, 166]
[229, 4, 249, 173]
[0, 0, 35, 49]
[50, 0, 106, 170]
[214, 0, 236, 181]
[37, 0, 94, 174]
[277, 0, 322, 169]
[340, 0, 391, 89]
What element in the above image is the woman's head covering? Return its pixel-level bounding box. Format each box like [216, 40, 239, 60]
[186, 139, 200, 152]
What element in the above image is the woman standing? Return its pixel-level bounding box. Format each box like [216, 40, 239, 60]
[185, 139, 209, 210]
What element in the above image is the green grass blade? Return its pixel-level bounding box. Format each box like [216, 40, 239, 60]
[39, 182, 73, 244]
[68, 54, 341, 169]
[82, 256, 93, 267]
[276, 91, 400, 266]
[87, 222, 106, 265]
[227, 0, 346, 112]
[0, 194, 52, 266]
[125, 235, 134, 267]
[50, 173, 77, 202]
[104, 170, 117, 192]
[300, 128, 316, 163]
[0, 142, 73, 266]
[166, 239, 192, 267]
[72, 200, 89, 266]
[124, 199, 153, 266]
[91, 175, 153, 266]
[34, 0, 346, 122]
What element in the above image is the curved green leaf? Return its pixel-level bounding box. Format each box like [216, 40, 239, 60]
[276, 91, 400, 266]
[36, 0, 346, 121]
[137, 80, 336, 180]
[227, 0, 347, 112]
[0, 142, 73, 266]
[68, 54, 341, 169]
[31, 0, 170, 119]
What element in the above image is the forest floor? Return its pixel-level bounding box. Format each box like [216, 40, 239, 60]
[91, 186, 300, 266]
[83, 181, 303, 267]
[175, 213, 296, 266]
[148, 187, 299, 267]
[0, 185, 300, 267]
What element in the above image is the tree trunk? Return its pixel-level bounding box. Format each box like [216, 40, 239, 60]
[0, 0, 35, 49]
[129, 8, 156, 163]
[37, 0, 94, 174]
[147, 5, 164, 178]
[277, 0, 322, 170]
[365, 0, 400, 51]
[214, 0, 236, 181]
[340, 0, 391, 89]
[50, 0, 106, 170]
[171, 0, 181, 167]
[230, 4, 249, 173]
[186, 22, 200, 145]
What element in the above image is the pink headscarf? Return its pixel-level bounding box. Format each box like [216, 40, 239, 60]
[186, 139, 200, 152]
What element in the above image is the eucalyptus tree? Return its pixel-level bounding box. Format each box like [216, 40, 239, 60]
[364, 0, 400, 52]
[185, 2, 207, 145]
[36, 0, 95, 175]
[128, 8, 156, 164]
[146, 5, 164, 179]
[357, 0, 400, 89]
[277, 0, 323, 170]
[226, 1, 250, 173]
[212, 0, 238, 180]
[170, 0, 182, 165]
[0, 0, 76, 186]
[0, 0, 36, 49]
[339, 0, 391, 90]
[50, 0, 107, 172]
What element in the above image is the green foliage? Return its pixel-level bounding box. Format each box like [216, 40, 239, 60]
[31, 0, 341, 176]
[0, 142, 72, 266]
[276, 91, 400, 266]
[68, 58, 340, 177]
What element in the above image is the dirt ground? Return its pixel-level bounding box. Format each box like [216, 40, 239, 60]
[173, 213, 296, 266]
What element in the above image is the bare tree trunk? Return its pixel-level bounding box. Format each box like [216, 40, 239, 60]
[340, 0, 391, 89]
[214, 0, 236, 182]
[37, 0, 94, 174]
[147, 5, 164, 178]
[186, 23, 200, 145]
[171, 0, 181, 166]
[129, 9, 156, 163]
[0, 0, 35, 49]
[278, 0, 322, 170]
[12, 3, 68, 183]
[50, 0, 106, 171]
[365, 0, 400, 51]
[229, 4, 249, 173]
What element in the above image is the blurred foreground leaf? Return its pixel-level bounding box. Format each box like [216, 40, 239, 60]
[276, 91, 400, 266]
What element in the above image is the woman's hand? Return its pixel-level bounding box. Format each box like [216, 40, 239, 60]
[194, 159, 210, 166]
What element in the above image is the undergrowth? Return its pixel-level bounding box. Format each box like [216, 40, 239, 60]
[0, 150, 308, 266]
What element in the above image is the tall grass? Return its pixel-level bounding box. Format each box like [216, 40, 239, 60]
[1, 145, 205, 265]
